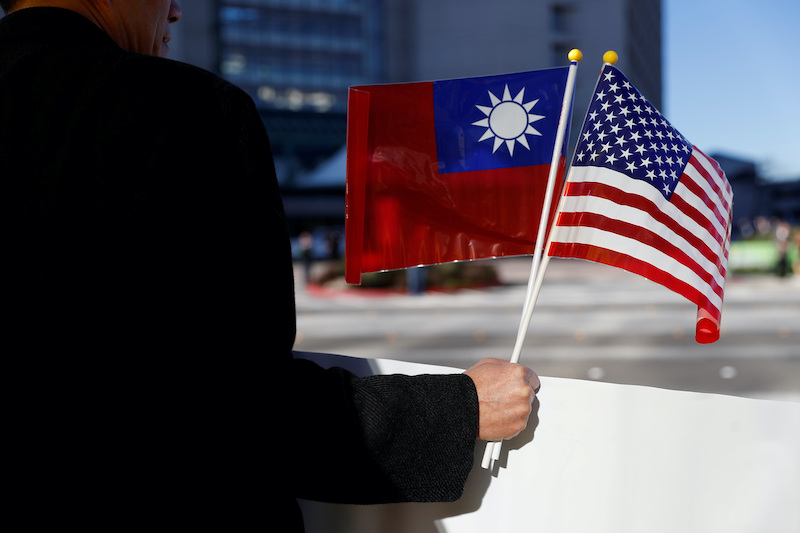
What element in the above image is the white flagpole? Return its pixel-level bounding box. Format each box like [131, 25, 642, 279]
[482, 50, 582, 470]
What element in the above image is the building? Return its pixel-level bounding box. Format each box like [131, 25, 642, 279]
[171, 0, 383, 192]
[170, 0, 662, 190]
[713, 154, 800, 238]
[384, 0, 663, 155]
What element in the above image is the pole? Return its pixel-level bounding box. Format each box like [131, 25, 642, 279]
[482, 49, 582, 469]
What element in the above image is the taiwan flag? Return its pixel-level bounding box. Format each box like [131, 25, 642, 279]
[345, 67, 572, 284]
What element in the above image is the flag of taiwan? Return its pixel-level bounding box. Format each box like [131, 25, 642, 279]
[345, 67, 572, 284]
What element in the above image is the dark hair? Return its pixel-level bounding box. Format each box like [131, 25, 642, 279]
[0, 0, 19, 14]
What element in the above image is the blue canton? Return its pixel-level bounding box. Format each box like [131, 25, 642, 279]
[433, 67, 569, 174]
[572, 66, 692, 200]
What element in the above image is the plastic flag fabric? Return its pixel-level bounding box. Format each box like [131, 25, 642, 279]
[345, 67, 572, 284]
[548, 64, 733, 343]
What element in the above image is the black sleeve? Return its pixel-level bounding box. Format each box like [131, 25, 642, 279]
[289, 357, 479, 504]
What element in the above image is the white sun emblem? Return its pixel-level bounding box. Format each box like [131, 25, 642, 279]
[472, 85, 545, 156]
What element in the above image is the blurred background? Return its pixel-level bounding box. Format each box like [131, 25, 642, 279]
[7, 1, 796, 399]
[159, 0, 798, 243]
[168, 0, 797, 401]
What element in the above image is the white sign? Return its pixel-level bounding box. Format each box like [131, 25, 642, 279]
[296, 352, 800, 533]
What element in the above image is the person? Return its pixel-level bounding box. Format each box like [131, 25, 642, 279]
[1, 1, 540, 531]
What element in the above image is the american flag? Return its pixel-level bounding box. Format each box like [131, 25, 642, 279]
[548, 65, 733, 343]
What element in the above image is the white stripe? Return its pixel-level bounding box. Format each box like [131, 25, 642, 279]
[693, 149, 734, 208]
[672, 179, 728, 248]
[550, 225, 724, 312]
[680, 160, 731, 233]
[683, 157, 731, 216]
[564, 166, 726, 259]
[558, 194, 727, 288]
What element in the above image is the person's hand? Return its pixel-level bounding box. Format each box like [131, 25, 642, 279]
[463, 358, 539, 442]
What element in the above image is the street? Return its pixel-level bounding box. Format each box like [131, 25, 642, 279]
[294, 257, 800, 403]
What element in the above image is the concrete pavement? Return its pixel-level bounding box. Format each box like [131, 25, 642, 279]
[293, 257, 800, 403]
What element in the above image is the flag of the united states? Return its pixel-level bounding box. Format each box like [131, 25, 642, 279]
[548, 65, 733, 343]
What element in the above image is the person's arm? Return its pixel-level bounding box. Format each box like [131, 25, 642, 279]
[289, 357, 478, 504]
[288, 356, 538, 505]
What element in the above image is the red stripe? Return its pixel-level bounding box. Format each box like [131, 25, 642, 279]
[680, 156, 729, 230]
[555, 212, 725, 301]
[691, 147, 733, 212]
[667, 191, 726, 251]
[563, 181, 728, 278]
[548, 241, 723, 321]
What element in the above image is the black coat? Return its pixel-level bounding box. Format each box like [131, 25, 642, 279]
[2, 8, 478, 531]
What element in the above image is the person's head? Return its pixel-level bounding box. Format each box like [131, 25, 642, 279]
[3, 1, 182, 57]
[96, 0, 183, 57]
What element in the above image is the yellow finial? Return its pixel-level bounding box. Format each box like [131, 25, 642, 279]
[568, 49, 582, 62]
[603, 50, 618, 65]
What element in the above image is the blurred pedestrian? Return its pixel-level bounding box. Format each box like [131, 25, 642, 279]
[775, 220, 791, 277]
[299, 230, 314, 284]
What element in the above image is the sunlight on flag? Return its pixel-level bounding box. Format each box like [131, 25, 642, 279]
[548, 61, 733, 343]
[344, 67, 572, 285]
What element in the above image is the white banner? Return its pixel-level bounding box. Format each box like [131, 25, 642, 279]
[295, 352, 800, 533]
